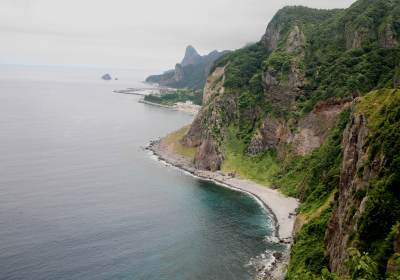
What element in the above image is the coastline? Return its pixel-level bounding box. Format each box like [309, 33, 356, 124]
[139, 98, 199, 114]
[146, 127, 300, 279]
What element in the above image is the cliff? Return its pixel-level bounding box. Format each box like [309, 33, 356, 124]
[178, 0, 400, 278]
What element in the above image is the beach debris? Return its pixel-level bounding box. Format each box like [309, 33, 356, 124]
[264, 236, 292, 244]
[288, 211, 297, 218]
[228, 170, 238, 178]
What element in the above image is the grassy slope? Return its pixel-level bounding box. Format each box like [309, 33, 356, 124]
[163, 125, 197, 158]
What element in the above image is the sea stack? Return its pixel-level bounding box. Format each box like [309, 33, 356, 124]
[102, 74, 111, 80]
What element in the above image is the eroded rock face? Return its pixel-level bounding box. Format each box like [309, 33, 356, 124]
[379, 23, 399, 49]
[285, 26, 306, 53]
[323, 99, 385, 275]
[158, 64, 184, 86]
[394, 65, 400, 89]
[262, 24, 281, 53]
[394, 224, 400, 254]
[181, 45, 201, 67]
[247, 99, 351, 160]
[247, 116, 289, 156]
[345, 26, 374, 51]
[174, 64, 184, 81]
[202, 63, 228, 104]
[194, 132, 222, 171]
[262, 59, 305, 110]
[181, 67, 237, 171]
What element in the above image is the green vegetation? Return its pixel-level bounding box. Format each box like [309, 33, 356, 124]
[286, 248, 381, 280]
[184, 1, 400, 278]
[350, 89, 400, 275]
[168, 61, 214, 89]
[145, 61, 213, 89]
[163, 125, 197, 158]
[145, 48, 230, 89]
[222, 127, 280, 186]
[143, 89, 203, 106]
[145, 71, 175, 84]
[290, 207, 332, 275]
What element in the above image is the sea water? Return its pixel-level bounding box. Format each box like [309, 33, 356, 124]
[0, 65, 285, 280]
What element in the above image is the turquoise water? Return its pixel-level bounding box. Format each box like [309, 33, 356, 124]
[0, 65, 284, 280]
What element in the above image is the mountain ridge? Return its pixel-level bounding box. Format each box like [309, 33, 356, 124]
[145, 46, 230, 89]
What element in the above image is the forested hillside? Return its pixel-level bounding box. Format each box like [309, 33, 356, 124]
[179, 0, 400, 278]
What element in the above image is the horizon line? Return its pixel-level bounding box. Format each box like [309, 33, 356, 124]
[0, 63, 162, 72]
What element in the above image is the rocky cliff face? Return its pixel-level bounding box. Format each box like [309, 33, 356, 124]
[262, 59, 305, 111]
[261, 25, 307, 110]
[182, 63, 238, 171]
[395, 65, 400, 88]
[202, 63, 228, 104]
[285, 26, 306, 53]
[395, 224, 400, 254]
[379, 23, 399, 49]
[158, 64, 184, 86]
[181, 45, 201, 67]
[262, 24, 281, 53]
[247, 98, 351, 160]
[323, 98, 384, 275]
[345, 26, 375, 50]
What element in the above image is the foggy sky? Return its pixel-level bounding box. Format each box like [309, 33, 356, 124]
[0, 0, 356, 71]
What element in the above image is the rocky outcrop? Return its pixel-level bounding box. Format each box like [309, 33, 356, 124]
[101, 73, 111, 80]
[158, 64, 184, 86]
[395, 224, 400, 254]
[262, 24, 281, 53]
[379, 23, 399, 49]
[247, 98, 351, 160]
[182, 64, 238, 170]
[202, 63, 228, 104]
[181, 99, 230, 171]
[323, 98, 385, 275]
[180, 45, 231, 67]
[394, 65, 400, 89]
[174, 64, 184, 81]
[247, 116, 289, 157]
[285, 26, 306, 53]
[181, 45, 201, 67]
[262, 59, 305, 110]
[345, 26, 374, 51]
[194, 132, 222, 171]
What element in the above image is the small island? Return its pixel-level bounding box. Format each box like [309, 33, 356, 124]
[101, 74, 111, 80]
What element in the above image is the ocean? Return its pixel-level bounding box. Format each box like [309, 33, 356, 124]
[0, 65, 284, 280]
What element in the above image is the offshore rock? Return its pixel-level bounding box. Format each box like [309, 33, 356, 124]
[101, 73, 111, 80]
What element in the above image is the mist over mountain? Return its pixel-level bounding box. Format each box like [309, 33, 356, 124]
[145, 45, 230, 89]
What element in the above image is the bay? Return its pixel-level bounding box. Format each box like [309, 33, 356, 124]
[0, 65, 283, 280]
